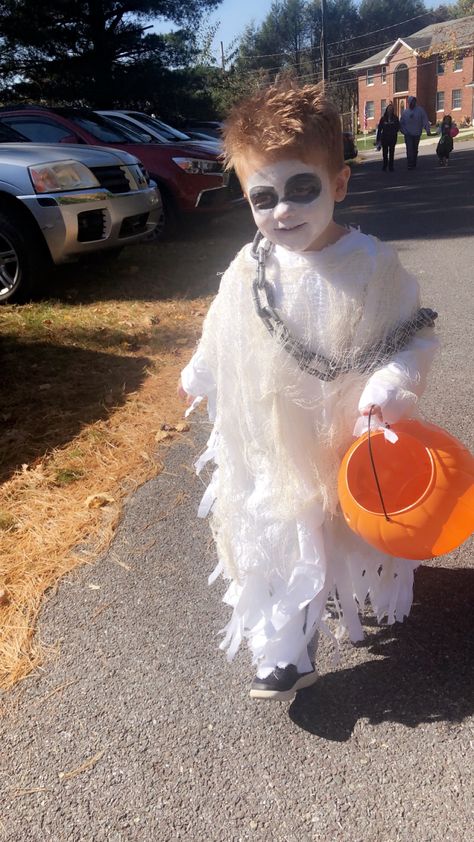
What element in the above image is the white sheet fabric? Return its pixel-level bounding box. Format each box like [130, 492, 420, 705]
[180, 229, 438, 673]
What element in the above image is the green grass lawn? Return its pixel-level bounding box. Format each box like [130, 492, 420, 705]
[356, 128, 473, 151]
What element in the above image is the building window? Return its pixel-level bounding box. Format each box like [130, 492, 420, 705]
[394, 63, 409, 93]
[366, 68, 374, 86]
[381, 66, 387, 84]
[381, 99, 387, 114]
[454, 57, 463, 72]
[452, 89, 462, 109]
[436, 91, 445, 111]
[365, 101, 375, 119]
[437, 56, 445, 75]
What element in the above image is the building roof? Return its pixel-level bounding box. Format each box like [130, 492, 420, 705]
[350, 14, 474, 71]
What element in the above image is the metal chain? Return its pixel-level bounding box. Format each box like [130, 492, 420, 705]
[250, 230, 437, 382]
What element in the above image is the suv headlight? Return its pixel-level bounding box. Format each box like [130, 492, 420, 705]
[172, 157, 222, 175]
[28, 161, 100, 193]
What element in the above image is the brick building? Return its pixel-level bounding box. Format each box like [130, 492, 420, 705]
[350, 15, 474, 131]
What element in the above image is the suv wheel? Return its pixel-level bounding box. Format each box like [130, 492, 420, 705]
[149, 184, 176, 241]
[0, 212, 46, 304]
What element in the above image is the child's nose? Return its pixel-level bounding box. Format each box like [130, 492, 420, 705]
[273, 200, 293, 221]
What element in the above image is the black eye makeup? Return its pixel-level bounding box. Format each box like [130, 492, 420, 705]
[284, 173, 322, 204]
[248, 186, 278, 210]
[248, 172, 322, 210]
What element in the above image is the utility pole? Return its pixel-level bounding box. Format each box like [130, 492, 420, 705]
[220, 41, 225, 71]
[321, 0, 329, 83]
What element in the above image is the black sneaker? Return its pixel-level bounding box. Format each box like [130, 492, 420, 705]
[249, 664, 318, 701]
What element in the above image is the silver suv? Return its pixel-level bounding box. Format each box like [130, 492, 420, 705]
[0, 122, 162, 303]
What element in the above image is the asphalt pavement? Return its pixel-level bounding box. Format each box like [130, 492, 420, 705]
[1, 143, 473, 842]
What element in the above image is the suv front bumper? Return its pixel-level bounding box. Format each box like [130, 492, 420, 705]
[21, 184, 161, 264]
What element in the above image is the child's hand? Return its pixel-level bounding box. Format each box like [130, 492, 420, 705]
[177, 379, 194, 406]
[360, 404, 383, 422]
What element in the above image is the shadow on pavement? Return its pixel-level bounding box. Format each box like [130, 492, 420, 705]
[336, 147, 474, 241]
[289, 564, 474, 741]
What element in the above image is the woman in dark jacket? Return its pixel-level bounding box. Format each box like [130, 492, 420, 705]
[376, 102, 400, 172]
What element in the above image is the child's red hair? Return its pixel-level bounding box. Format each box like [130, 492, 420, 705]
[223, 81, 344, 177]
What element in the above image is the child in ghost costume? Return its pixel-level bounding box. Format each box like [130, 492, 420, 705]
[178, 83, 438, 701]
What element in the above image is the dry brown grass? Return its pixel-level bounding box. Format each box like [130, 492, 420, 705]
[0, 209, 255, 689]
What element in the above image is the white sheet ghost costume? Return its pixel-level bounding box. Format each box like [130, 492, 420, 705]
[181, 161, 438, 681]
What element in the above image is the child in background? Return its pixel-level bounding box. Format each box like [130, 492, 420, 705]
[436, 114, 458, 166]
[178, 83, 438, 701]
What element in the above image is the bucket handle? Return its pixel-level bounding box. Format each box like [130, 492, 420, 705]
[368, 405, 391, 522]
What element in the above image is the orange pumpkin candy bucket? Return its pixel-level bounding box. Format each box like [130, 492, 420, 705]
[338, 415, 474, 560]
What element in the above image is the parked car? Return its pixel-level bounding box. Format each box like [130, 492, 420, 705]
[0, 121, 161, 303]
[0, 107, 243, 236]
[343, 131, 358, 160]
[98, 110, 221, 152]
[182, 120, 224, 139]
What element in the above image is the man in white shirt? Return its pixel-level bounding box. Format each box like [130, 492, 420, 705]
[400, 95, 431, 169]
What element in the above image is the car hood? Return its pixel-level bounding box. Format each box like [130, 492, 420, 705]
[0, 143, 140, 167]
[174, 140, 222, 154]
[111, 140, 220, 161]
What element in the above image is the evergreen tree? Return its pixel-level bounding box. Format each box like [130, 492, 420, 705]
[0, 0, 222, 105]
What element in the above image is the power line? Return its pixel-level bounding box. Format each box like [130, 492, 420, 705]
[237, 34, 474, 84]
[233, 37, 409, 80]
[326, 11, 432, 46]
[234, 10, 438, 62]
[295, 48, 474, 90]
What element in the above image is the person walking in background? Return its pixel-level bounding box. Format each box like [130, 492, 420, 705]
[436, 114, 458, 166]
[376, 102, 400, 172]
[400, 96, 431, 169]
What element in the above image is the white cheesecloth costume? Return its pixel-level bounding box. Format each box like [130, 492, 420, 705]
[181, 228, 438, 678]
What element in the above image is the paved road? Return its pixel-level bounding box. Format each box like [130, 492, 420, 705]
[1, 145, 473, 842]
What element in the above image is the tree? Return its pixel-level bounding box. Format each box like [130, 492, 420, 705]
[446, 0, 474, 16]
[0, 0, 222, 106]
[358, 0, 433, 49]
[237, 0, 311, 76]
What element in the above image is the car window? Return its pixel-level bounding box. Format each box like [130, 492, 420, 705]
[104, 114, 154, 143]
[67, 113, 139, 143]
[1, 117, 75, 143]
[131, 113, 190, 142]
[0, 121, 29, 142]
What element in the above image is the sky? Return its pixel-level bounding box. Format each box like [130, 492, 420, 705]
[207, 0, 275, 55]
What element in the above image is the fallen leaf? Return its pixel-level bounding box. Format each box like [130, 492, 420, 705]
[85, 493, 115, 509]
[0, 589, 10, 607]
[87, 584, 101, 590]
[175, 422, 190, 433]
[155, 430, 173, 442]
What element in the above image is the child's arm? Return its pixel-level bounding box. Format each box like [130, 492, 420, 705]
[177, 287, 222, 418]
[358, 331, 439, 424]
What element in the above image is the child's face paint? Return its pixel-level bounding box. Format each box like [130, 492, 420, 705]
[245, 159, 336, 252]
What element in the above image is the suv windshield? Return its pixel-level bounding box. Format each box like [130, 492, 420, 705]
[0, 121, 28, 143]
[64, 111, 142, 144]
[130, 113, 191, 142]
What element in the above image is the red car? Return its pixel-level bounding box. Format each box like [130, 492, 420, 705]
[0, 106, 243, 236]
